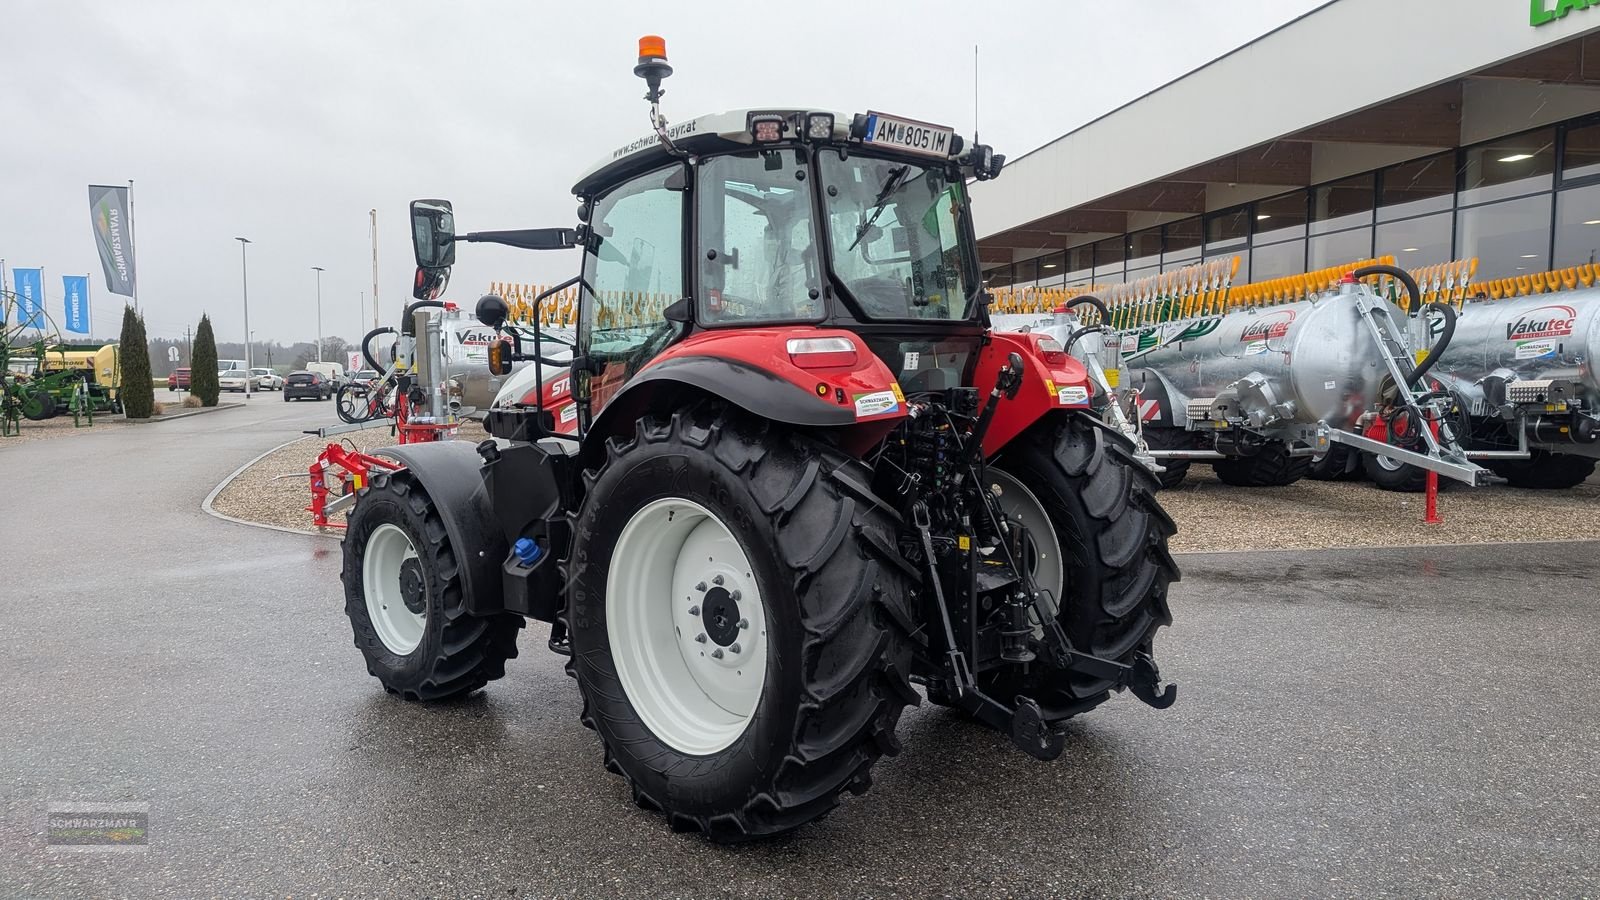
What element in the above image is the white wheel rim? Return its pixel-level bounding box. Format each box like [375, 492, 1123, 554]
[364, 523, 426, 655]
[987, 468, 1064, 626]
[608, 498, 768, 756]
[1375, 454, 1403, 472]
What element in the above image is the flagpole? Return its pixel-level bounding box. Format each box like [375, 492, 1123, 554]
[127, 179, 140, 311]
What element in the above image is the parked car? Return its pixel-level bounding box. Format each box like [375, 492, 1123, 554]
[347, 369, 382, 395]
[218, 369, 260, 392]
[218, 359, 248, 372]
[167, 367, 191, 390]
[250, 367, 283, 391]
[283, 370, 332, 401]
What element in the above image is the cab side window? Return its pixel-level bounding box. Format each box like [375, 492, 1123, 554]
[579, 165, 686, 412]
[697, 150, 824, 324]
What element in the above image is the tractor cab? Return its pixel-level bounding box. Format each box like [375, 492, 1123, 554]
[407, 39, 1007, 447]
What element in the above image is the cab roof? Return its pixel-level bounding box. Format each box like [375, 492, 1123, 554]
[572, 108, 970, 198]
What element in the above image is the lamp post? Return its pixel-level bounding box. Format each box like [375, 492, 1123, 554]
[236, 237, 253, 400]
[312, 266, 325, 364]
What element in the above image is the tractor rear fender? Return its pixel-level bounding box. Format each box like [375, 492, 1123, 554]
[372, 441, 520, 620]
[975, 332, 1094, 456]
[583, 328, 906, 463]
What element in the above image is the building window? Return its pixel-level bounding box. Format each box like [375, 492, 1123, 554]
[1456, 194, 1553, 281]
[1562, 118, 1600, 183]
[1036, 251, 1065, 287]
[1255, 190, 1309, 242]
[1163, 218, 1202, 264]
[1093, 237, 1124, 280]
[1013, 257, 1038, 288]
[1553, 183, 1600, 268]
[1205, 207, 1250, 249]
[1459, 127, 1556, 206]
[1379, 153, 1454, 222]
[1251, 239, 1307, 281]
[1126, 226, 1162, 270]
[1307, 227, 1374, 269]
[985, 265, 1015, 288]
[1311, 173, 1376, 235]
[1376, 213, 1451, 268]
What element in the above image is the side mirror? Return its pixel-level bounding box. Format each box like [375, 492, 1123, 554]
[486, 338, 514, 376]
[476, 293, 510, 328]
[410, 199, 456, 300]
[413, 266, 450, 301]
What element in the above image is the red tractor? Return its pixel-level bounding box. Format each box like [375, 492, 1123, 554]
[341, 38, 1178, 841]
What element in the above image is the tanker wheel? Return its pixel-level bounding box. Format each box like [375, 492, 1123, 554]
[1138, 426, 1192, 489]
[1488, 450, 1598, 489]
[1213, 442, 1310, 487]
[21, 391, 56, 421]
[566, 403, 917, 842]
[966, 413, 1178, 714]
[1362, 450, 1429, 492]
[1307, 443, 1363, 481]
[341, 471, 522, 700]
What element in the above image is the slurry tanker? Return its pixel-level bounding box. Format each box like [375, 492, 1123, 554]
[992, 258, 1490, 490]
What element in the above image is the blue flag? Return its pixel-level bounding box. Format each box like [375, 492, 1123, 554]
[63, 275, 91, 335]
[13, 268, 43, 330]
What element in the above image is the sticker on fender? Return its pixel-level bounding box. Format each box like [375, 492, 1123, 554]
[1057, 386, 1089, 405]
[853, 389, 901, 417]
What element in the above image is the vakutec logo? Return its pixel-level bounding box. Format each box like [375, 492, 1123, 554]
[1505, 304, 1576, 341]
[1240, 310, 1296, 342]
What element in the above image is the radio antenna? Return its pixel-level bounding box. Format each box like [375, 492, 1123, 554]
[973, 44, 980, 146]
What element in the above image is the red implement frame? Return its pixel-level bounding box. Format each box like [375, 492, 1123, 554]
[307, 442, 402, 529]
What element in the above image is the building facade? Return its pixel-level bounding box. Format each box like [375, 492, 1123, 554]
[974, 0, 1600, 292]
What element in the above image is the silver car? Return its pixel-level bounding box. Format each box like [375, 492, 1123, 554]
[250, 368, 283, 391]
[218, 370, 260, 392]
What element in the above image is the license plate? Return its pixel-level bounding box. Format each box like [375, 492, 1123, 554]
[861, 111, 956, 158]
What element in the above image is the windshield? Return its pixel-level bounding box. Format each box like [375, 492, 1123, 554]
[820, 150, 976, 320]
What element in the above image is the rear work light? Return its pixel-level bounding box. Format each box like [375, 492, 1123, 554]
[786, 337, 857, 368]
[805, 113, 835, 140]
[751, 115, 785, 143]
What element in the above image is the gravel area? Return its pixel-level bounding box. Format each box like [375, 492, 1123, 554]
[1161, 467, 1600, 552]
[0, 397, 234, 448]
[209, 425, 425, 531]
[210, 431, 1600, 551]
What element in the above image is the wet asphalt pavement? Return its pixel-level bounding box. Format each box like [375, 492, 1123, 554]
[1, 399, 1597, 898]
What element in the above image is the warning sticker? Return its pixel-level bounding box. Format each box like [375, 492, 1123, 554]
[853, 390, 900, 418]
[903, 351, 921, 370]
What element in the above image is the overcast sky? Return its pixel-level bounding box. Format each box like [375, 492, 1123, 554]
[3, 0, 1327, 344]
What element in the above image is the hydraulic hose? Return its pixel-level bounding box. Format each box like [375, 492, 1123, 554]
[361, 326, 396, 374]
[1350, 264, 1455, 389]
[1064, 294, 1111, 325]
[1061, 295, 1112, 352]
[400, 300, 446, 335]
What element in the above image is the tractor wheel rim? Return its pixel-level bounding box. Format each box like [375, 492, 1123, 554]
[364, 523, 426, 655]
[1375, 454, 1404, 472]
[987, 468, 1064, 627]
[608, 497, 768, 756]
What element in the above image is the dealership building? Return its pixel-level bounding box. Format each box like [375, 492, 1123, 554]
[973, 0, 1600, 295]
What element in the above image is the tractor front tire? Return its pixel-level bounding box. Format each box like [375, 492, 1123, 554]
[1362, 451, 1430, 492]
[1138, 426, 1194, 489]
[566, 404, 917, 841]
[1489, 450, 1598, 489]
[981, 413, 1179, 714]
[341, 471, 522, 701]
[1307, 443, 1363, 481]
[1213, 442, 1310, 487]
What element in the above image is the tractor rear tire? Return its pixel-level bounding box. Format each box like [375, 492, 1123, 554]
[565, 403, 917, 842]
[1213, 442, 1310, 487]
[1488, 450, 1598, 489]
[1362, 451, 1429, 492]
[1307, 443, 1363, 481]
[981, 413, 1179, 712]
[1138, 426, 1193, 489]
[341, 471, 522, 701]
